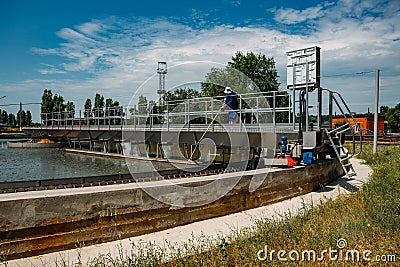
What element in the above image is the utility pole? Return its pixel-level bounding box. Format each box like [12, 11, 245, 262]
[373, 69, 380, 154]
[19, 102, 22, 131]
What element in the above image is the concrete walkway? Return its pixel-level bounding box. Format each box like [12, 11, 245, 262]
[3, 158, 371, 267]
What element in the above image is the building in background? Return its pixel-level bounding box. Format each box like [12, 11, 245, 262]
[332, 113, 385, 135]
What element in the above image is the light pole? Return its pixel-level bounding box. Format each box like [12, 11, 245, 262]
[157, 62, 167, 105]
[373, 69, 380, 154]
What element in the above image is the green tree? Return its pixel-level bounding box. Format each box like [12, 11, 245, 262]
[105, 98, 113, 119]
[112, 100, 122, 125]
[201, 51, 282, 123]
[93, 93, 105, 118]
[52, 94, 65, 113]
[201, 51, 280, 97]
[66, 101, 75, 112]
[52, 94, 65, 124]
[227, 51, 280, 92]
[163, 88, 201, 102]
[41, 89, 54, 125]
[201, 67, 238, 97]
[0, 110, 7, 124]
[65, 101, 75, 123]
[8, 113, 16, 128]
[105, 98, 113, 111]
[84, 98, 92, 119]
[138, 95, 148, 113]
[386, 103, 400, 132]
[25, 110, 32, 127]
[380, 105, 389, 116]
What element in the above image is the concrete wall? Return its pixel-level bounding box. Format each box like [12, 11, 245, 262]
[0, 160, 343, 259]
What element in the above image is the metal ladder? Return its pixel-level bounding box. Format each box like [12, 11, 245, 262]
[324, 90, 363, 177]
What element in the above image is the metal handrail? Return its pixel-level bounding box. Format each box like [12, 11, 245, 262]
[38, 91, 293, 130]
[324, 89, 363, 157]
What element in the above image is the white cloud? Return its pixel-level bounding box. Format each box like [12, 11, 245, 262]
[4, 0, 398, 122]
[37, 63, 67, 74]
[271, 2, 334, 24]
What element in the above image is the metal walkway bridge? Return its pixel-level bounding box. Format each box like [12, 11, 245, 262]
[34, 91, 295, 133]
[26, 92, 300, 156]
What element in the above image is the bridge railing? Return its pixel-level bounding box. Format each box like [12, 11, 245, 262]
[38, 91, 294, 131]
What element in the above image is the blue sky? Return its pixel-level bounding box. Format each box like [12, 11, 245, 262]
[0, 0, 399, 121]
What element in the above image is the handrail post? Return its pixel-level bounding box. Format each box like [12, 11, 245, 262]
[187, 100, 190, 130]
[211, 98, 214, 132]
[273, 91, 276, 130]
[328, 91, 333, 129]
[166, 102, 169, 131]
[204, 100, 207, 127]
[256, 96, 259, 124]
[317, 87, 322, 129]
[292, 64, 296, 130]
[134, 105, 136, 131]
[239, 95, 242, 132]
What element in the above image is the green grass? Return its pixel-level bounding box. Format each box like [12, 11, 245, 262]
[5, 145, 398, 266]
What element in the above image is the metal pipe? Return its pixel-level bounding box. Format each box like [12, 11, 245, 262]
[318, 87, 322, 128]
[292, 64, 296, 130]
[305, 63, 309, 131]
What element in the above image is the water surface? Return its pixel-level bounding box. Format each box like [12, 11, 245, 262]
[0, 140, 170, 182]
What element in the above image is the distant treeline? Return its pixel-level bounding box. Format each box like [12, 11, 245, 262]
[0, 108, 32, 128]
[41, 90, 121, 114]
[40, 89, 122, 125]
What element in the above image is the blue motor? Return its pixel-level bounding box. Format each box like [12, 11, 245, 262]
[278, 135, 288, 154]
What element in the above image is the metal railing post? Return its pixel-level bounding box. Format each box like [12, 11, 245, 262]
[288, 93, 291, 125]
[292, 64, 296, 130]
[166, 103, 169, 131]
[328, 92, 333, 128]
[204, 100, 207, 127]
[187, 100, 190, 130]
[239, 95, 243, 132]
[134, 105, 137, 131]
[273, 91, 276, 130]
[256, 95, 259, 124]
[211, 98, 214, 132]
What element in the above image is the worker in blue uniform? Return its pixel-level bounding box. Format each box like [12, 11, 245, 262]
[223, 87, 239, 124]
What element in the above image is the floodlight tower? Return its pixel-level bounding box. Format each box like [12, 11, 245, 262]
[157, 61, 167, 104]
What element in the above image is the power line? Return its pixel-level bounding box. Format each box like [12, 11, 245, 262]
[0, 102, 41, 107]
[322, 70, 376, 78]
